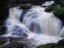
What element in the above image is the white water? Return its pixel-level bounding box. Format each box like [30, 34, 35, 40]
[23, 6, 62, 36]
[2, 1, 64, 48]
[22, 6, 63, 46]
[42, 1, 54, 6]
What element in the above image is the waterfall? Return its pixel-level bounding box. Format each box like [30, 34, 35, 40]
[4, 7, 31, 37]
[42, 1, 54, 6]
[2, 1, 64, 48]
[22, 6, 63, 46]
[23, 6, 62, 36]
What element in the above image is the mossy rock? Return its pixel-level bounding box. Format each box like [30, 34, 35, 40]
[37, 43, 55, 48]
[54, 0, 64, 6]
[54, 7, 64, 16]
[45, 4, 59, 12]
[37, 39, 64, 48]
[53, 7, 64, 20]
[0, 40, 6, 45]
[57, 39, 64, 46]
[19, 4, 31, 9]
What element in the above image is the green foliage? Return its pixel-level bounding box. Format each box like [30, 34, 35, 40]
[46, 4, 64, 20]
[48, 4, 58, 10]
[45, 4, 59, 12]
[53, 7, 64, 16]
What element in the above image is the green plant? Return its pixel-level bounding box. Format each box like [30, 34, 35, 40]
[53, 7, 64, 15]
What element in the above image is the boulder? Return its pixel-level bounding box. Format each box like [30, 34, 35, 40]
[54, 0, 64, 5]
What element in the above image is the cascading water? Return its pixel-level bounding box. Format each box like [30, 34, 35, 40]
[2, 1, 64, 48]
[23, 6, 62, 36]
[4, 7, 32, 37]
[22, 5, 63, 46]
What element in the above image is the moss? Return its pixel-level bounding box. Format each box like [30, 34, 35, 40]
[53, 6, 64, 21]
[37, 44, 64, 48]
[19, 3, 31, 9]
[37, 39, 64, 48]
[45, 4, 59, 12]
[37, 43, 55, 48]
[53, 7, 64, 16]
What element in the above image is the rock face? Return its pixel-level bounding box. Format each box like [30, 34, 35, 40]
[54, 0, 64, 5]
[0, 0, 9, 35]
[0, 0, 53, 8]
[53, 7, 64, 26]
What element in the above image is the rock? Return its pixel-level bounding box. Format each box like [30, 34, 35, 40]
[54, 0, 64, 5]
[37, 43, 55, 48]
[20, 9, 29, 22]
[37, 39, 64, 48]
[57, 39, 64, 46]
[45, 4, 57, 12]
[0, 26, 7, 35]
[0, 0, 53, 8]
[53, 7, 64, 22]
[1, 42, 26, 48]
[0, 40, 7, 46]
[0, 1, 9, 35]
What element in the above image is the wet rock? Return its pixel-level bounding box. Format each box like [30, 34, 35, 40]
[0, 26, 7, 35]
[37, 43, 55, 48]
[45, 4, 57, 12]
[54, 0, 64, 6]
[37, 39, 64, 48]
[53, 6, 64, 26]
[53, 7, 64, 22]
[0, 0, 53, 8]
[20, 9, 29, 22]
[57, 39, 64, 46]
[1, 42, 26, 48]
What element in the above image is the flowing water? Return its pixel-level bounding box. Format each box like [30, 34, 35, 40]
[2, 1, 64, 48]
